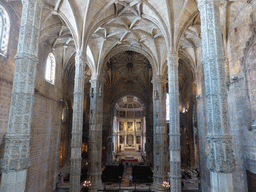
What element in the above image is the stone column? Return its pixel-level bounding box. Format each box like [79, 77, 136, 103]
[0, 1, 43, 191]
[198, 1, 235, 191]
[70, 53, 86, 192]
[107, 136, 113, 163]
[88, 78, 103, 192]
[151, 75, 168, 191]
[168, 53, 181, 192]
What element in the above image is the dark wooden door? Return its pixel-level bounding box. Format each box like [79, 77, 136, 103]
[247, 170, 256, 192]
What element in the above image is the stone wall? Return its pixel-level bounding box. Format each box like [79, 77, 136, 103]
[192, 1, 256, 191]
[225, 2, 256, 191]
[0, 1, 65, 189]
[25, 44, 64, 191]
[188, 2, 256, 191]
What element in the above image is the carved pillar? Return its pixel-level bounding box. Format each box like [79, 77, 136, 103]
[152, 75, 168, 190]
[70, 53, 86, 192]
[198, 1, 235, 191]
[168, 53, 181, 192]
[0, 1, 43, 191]
[88, 78, 103, 192]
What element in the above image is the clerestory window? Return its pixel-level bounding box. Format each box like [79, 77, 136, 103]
[45, 53, 56, 84]
[0, 4, 10, 57]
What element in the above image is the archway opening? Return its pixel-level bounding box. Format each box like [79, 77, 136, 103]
[112, 95, 147, 162]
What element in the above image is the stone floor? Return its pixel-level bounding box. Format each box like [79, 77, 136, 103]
[55, 166, 200, 192]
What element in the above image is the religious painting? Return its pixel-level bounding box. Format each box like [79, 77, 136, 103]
[135, 111, 141, 118]
[136, 136, 141, 144]
[120, 135, 124, 144]
[127, 111, 133, 118]
[120, 111, 125, 117]
[127, 122, 133, 131]
[119, 121, 124, 131]
[127, 135, 134, 146]
[136, 122, 141, 131]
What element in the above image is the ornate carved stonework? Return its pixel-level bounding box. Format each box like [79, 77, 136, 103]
[152, 75, 168, 190]
[0, 0, 44, 191]
[70, 53, 86, 192]
[88, 78, 104, 191]
[198, 0, 235, 178]
[1, 137, 31, 171]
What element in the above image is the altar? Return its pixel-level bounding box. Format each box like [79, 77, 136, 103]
[123, 147, 136, 153]
[112, 96, 147, 163]
[117, 147, 143, 162]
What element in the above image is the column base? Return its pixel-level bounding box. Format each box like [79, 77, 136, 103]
[88, 184, 103, 192]
[170, 177, 181, 192]
[88, 174, 103, 192]
[211, 172, 233, 192]
[88, 187, 99, 192]
[1, 170, 27, 192]
[152, 184, 165, 191]
[152, 176, 166, 191]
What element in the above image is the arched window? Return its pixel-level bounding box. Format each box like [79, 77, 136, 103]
[0, 4, 10, 57]
[166, 93, 169, 121]
[45, 53, 56, 84]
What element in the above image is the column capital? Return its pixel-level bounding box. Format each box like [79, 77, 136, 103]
[22, 0, 44, 6]
[75, 52, 87, 66]
[90, 77, 105, 89]
[167, 53, 179, 66]
[90, 77, 104, 83]
[197, 0, 220, 10]
[151, 75, 167, 84]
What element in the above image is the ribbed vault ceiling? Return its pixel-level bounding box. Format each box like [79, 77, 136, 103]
[104, 51, 152, 90]
[88, 1, 167, 76]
